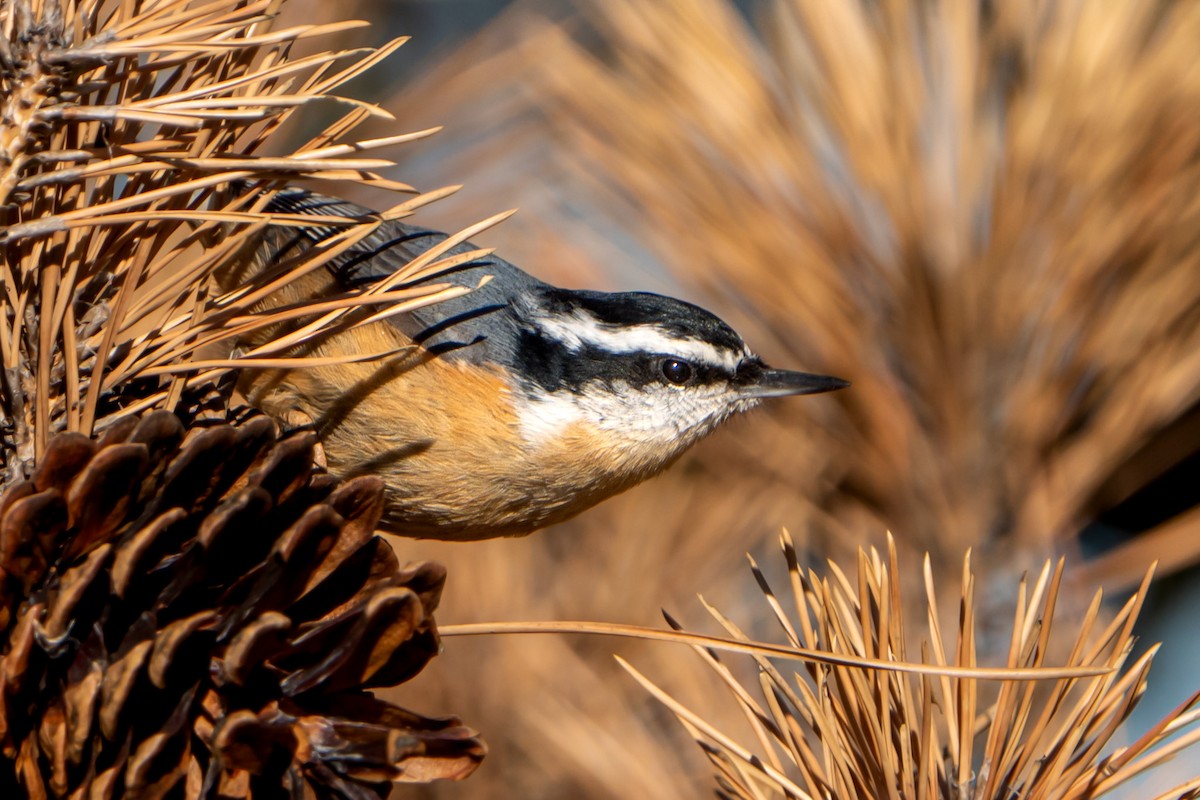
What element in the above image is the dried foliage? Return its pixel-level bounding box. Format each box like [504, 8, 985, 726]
[369, 1, 1200, 796]
[1, 0, 492, 794]
[0, 0, 469, 484]
[628, 533, 1200, 800]
[0, 412, 483, 797]
[384, 0, 1200, 578]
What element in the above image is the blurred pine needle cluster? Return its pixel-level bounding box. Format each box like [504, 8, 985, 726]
[388, 0, 1200, 583]
[372, 0, 1200, 797]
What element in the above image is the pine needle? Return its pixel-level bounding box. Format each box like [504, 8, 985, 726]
[0, 0, 490, 480]
[602, 535, 1200, 799]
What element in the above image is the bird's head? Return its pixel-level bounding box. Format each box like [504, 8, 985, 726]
[507, 288, 847, 470]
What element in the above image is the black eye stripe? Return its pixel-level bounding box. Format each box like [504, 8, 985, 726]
[517, 332, 733, 394]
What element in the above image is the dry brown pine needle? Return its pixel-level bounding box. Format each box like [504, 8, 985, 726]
[624, 531, 1200, 800]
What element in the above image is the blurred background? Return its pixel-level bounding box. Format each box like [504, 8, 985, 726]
[275, 1, 1200, 796]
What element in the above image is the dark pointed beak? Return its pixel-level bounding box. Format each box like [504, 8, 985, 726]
[737, 365, 850, 399]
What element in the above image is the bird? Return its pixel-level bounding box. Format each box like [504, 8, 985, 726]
[224, 187, 848, 540]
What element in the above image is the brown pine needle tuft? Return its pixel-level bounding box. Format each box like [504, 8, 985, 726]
[625, 532, 1200, 800]
[0, 0, 489, 486]
[2, 0, 497, 795]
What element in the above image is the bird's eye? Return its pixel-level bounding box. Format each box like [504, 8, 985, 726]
[661, 358, 693, 385]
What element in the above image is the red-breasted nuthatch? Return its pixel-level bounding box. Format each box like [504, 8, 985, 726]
[229, 188, 847, 540]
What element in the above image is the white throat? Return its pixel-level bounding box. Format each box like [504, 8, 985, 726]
[514, 381, 758, 448]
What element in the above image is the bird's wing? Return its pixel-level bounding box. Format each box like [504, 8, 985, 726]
[263, 188, 544, 367]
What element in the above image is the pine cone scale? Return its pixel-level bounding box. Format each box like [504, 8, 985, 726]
[0, 417, 483, 797]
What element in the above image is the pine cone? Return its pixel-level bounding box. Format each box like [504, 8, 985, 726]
[0, 411, 484, 798]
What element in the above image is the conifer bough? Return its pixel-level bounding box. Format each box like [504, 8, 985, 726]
[0, 0, 453, 477]
[1, 0, 488, 794]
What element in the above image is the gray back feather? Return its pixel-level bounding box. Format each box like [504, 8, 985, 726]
[265, 188, 547, 368]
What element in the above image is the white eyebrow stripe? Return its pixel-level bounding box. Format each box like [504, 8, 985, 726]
[534, 309, 743, 371]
